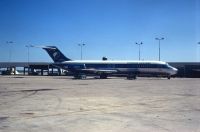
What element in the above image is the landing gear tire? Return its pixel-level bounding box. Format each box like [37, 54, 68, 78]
[127, 74, 136, 80]
[74, 74, 87, 79]
[167, 76, 171, 80]
[100, 74, 108, 79]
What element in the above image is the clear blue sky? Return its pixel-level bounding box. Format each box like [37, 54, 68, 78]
[0, 0, 200, 62]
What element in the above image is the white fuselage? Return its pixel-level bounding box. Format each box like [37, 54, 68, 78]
[55, 60, 178, 76]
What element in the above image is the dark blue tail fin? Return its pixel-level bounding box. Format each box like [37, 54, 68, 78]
[43, 46, 71, 62]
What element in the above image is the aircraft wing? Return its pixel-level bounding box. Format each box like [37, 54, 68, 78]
[81, 69, 118, 74]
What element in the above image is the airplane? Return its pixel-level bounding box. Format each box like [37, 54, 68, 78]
[39, 46, 178, 79]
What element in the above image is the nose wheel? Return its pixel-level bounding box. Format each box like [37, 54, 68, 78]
[99, 74, 108, 79]
[74, 74, 87, 79]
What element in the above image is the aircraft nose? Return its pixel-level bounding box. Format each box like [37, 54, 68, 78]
[172, 67, 178, 75]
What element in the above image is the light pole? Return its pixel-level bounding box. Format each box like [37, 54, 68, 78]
[25, 45, 34, 74]
[6, 41, 14, 62]
[155, 37, 164, 61]
[198, 42, 200, 62]
[25, 45, 33, 65]
[78, 43, 86, 60]
[25, 45, 30, 74]
[135, 42, 143, 60]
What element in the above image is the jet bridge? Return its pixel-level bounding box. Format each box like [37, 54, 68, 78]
[0, 62, 62, 76]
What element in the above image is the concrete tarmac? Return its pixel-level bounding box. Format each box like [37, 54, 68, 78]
[0, 76, 200, 132]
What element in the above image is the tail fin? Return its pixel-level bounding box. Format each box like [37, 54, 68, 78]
[43, 46, 71, 62]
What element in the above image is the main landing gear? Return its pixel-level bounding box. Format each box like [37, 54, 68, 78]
[73, 73, 108, 79]
[74, 74, 87, 79]
[99, 74, 108, 79]
[127, 74, 137, 80]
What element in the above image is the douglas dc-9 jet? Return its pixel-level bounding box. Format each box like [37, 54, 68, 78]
[39, 46, 177, 79]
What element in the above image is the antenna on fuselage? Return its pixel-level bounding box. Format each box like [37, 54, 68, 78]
[102, 57, 108, 61]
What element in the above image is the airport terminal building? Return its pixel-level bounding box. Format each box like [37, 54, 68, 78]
[169, 62, 200, 78]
